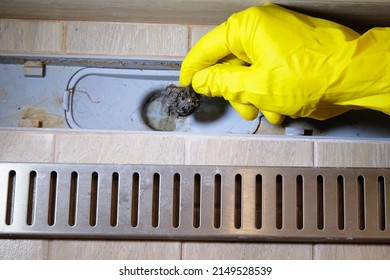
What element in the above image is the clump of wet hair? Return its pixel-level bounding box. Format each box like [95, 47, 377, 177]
[161, 84, 202, 117]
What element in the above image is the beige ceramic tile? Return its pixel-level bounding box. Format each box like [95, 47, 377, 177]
[49, 240, 181, 259]
[0, 19, 63, 53]
[0, 130, 55, 162]
[314, 140, 390, 167]
[66, 22, 188, 56]
[0, 239, 49, 259]
[182, 242, 312, 260]
[56, 132, 185, 164]
[314, 244, 390, 260]
[190, 25, 215, 47]
[187, 136, 313, 166]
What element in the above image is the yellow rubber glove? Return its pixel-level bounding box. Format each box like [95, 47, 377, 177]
[179, 3, 390, 125]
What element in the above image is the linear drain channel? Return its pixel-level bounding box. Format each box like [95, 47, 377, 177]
[0, 163, 389, 242]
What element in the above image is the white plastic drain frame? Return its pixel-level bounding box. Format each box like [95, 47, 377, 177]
[1, 162, 389, 242]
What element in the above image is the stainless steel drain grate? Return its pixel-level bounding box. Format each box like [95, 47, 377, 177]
[1, 163, 389, 242]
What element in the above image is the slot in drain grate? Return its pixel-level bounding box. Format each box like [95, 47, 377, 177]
[0, 162, 389, 242]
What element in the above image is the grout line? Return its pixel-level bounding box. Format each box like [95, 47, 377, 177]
[187, 25, 193, 51]
[313, 140, 320, 167]
[0, 49, 185, 58]
[62, 21, 68, 53]
[313, 140, 317, 167]
[64, 51, 185, 59]
[184, 137, 191, 165]
[46, 240, 52, 259]
[312, 244, 317, 260]
[53, 133, 60, 163]
[180, 242, 184, 260]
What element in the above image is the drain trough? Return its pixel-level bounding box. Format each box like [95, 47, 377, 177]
[1, 55, 390, 136]
[1, 162, 389, 242]
[63, 67, 260, 133]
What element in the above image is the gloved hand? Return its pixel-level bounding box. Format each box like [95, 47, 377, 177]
[179, 3, 390, 124]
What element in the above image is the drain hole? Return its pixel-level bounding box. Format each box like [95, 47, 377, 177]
[214, 174, 222, 229]
[68, 171, 78, 226]
[5, 170, 16, 226]
[296, 175, 304, 230]
[276, 175, 283, 229]
[357, 176, 366, 230]
[337, 176, 345, 230]
[27, 171, 37, 226]
[255, 175, 262, 229]
[143, 92, 186, 131]
[110, 172, 119, 227]
[172, 173, 181, 228]
[234, 174, 242, 229]
[89, 172, 99, 227]
[193, 174, 201, 229]
[378, 176, 386, 231]
[48, 171, 58, 226]
[152, 173, 160, 228]
[131, 173, 140, 227]
[317, 175, 324, 230]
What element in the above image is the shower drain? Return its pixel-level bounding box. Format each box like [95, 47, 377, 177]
[0, 162, 389, 242]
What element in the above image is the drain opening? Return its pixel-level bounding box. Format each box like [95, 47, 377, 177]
[337, 175, 345, 230]
[142, 91, 186, 131]
[89, 172, 99, 227]
[276, 175, 283, 230]
[27, 171, 37, 226]
[255, 175, 262, 229]
[47, 171, 57, 226]
[68, 171, 78, 226]
[6, 170, 16, 226]
[234, 174, 242, 229]
[317, 175, 324, 230]
[131, 173, 140, 227]
[296, 175, 304, 230]
[214, 174, 222, 229]
[110, 172, 119, 227]
[172, 173, 181, 228]
[378, 176, 386, 231]
[193, 173, 201, 229]
[357, 175, 366, 231]
[142, 88, 253, 133]
[152, 173, 160, 228]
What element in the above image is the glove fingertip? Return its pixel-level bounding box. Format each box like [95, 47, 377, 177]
[262, 111, 285, 125]
[229, 101, 259, 120]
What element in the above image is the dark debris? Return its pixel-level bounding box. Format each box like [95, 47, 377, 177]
[161, 84, 202, 117]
